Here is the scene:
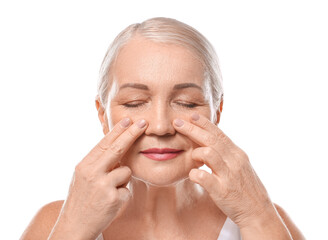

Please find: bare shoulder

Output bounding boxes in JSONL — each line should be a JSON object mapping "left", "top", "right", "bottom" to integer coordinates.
{"left": 273, "top": 202, "right": 306, "bottom": 240}
{"left": 20, "top": 200, "right": 65, "bottom": 240}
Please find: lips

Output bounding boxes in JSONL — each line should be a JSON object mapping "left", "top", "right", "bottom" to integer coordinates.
{"left": 140, "top": 148, "right": 183, "bottom": 153}
{"left": 140, "top": 148, "right": 184, "bottom": 161}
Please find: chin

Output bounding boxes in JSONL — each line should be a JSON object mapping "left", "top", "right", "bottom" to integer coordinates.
{"left": 126, "top": 161, "right": 193, "bottom": 187}
{"left": 131, "top": 172, "right": 190, "bottom": 187}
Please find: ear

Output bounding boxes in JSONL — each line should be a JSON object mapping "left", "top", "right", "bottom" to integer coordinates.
{"left": 215, "top": 99, "right": 224, "bottom": 125}
{"left": 95, "top": 95, "right": 109, "bottom": 134}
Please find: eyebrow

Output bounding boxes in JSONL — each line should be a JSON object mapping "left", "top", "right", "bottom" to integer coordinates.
{"left": 119, "top": 82, "right": 203, "bottom": 91}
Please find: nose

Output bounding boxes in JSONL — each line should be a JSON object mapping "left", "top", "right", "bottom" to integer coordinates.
{"left": 144, "top": 101, "right": 176, "bottom": 136}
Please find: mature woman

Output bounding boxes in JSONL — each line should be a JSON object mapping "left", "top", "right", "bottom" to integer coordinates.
{"left": 20, "top": 17, "right": 305, "bottom": 240}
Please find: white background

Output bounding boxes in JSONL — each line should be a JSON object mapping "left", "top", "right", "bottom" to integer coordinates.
{"left": 0, "top": 0, "right": 327, "bottom": 239}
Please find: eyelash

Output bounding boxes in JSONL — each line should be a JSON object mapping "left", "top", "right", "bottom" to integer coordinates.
{"left": 122, "top": 102, "right": 198, "bottom": 109}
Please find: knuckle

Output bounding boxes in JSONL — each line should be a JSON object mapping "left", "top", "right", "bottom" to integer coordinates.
{"left": 126, "top": 128, "right": 137, "bottom": 138}
{"left": 205, "top": 134, "right": 217, "bottom": 145}
{"left": 217, "top": 132, "right": 229, "bottom": 143}
{"left": 123, "top": 166, "right": 132, "bottom": 175}
{"left": 191, "top": 149, "right": 200, "bottom": 161}
{"left": 234, "top": 148, "right": 249, "bottom": 164}
{"left": 242, "top": 151, "right": 249, "bottom": 162}
{"left": 114, "top": 166, "right": 131, "bottom": 178}
{"left": 97, "top": 179, "right": 108, "bottom": 188}
{"left": 111, "top": 125, "right": 121, "bottom": 135}
{"left": 96, "top": 141, "right": 108, "bottom": 152}
{"left": 74, "top": 163, "right": 87, "bottom": 177}
{"left": 187, "top": 123, "right": 195, "bottom": 133}
{"left": 198, "top": 170, "right": 207, "bottom": 180}
{"left": 203, "top": 147, "right": 213, "bottom": 158}
{"left": 200, "top": 119, "right": 210, "bottom": 129}
{"left": 108, "top": 189, "right": 120, "bottom": 203}
{"left": 74, "top": 163, "right": 83, "bottom": 173}
{"left": 109, "top": 143, "right": 124, "bottom": 156}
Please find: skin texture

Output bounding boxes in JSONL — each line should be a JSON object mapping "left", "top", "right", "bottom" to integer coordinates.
{"left": 98, "top": 36, "right": 228, "bottom": 239}
{"left": 20, "top": 35, "right": 306, "bottom": 240}
{"left": 106, "top": 36, "right": 212, "bottom": 186}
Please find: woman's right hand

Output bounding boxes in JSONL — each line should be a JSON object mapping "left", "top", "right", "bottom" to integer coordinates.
{"left": 48, "top": 118, "right": 148, "bottom": 240}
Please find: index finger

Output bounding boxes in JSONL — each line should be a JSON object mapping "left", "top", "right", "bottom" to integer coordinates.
{"left": 189, "top": 113, "right": 234, "bottom": 148}
{"left": 172, "top": 115, "right": 234, "bottom": 149}
{"left": 95, "top": 119, "right": 148, "bottom": 172}
{"left": 85, "top": 117, "right": 132, "bottom": 162}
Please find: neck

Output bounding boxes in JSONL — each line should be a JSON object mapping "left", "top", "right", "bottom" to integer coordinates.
{"left": 122, "top": 175, "right": 216, "bottom": 225}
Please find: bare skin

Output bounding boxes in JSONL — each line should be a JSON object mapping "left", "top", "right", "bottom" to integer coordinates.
{"left": 20, "top": 35, "right": 306, "bottom": 240}
{"left": 98, "top": 36, "right": 228, "bottom": 239}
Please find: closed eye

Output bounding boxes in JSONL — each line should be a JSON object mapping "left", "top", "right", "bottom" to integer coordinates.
{"left": 176, "top": 102, "right": 198, "bottom": 108}
{"left": 122, "top": 102, "right": 198, "bottom": 109}
{"left": 122, "top": 102, "right": 145, "bottom": 108}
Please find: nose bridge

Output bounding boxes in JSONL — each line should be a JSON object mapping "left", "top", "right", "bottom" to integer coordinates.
{"left": 144, "top": 99, "right": 175, "bottom": 136}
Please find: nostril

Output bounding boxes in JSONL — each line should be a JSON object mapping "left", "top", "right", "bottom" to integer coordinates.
{"left": 144, "top": 121, "right": 176, "bottom": 136}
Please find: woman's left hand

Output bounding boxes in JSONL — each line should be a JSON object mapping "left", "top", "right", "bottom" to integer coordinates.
{"left": 173, "top": 113, "right": 275, "bottom": 229}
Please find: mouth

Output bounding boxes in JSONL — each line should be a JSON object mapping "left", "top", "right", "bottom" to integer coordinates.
{"left": 140, "top": 148, "right": 184, "bottom": 161}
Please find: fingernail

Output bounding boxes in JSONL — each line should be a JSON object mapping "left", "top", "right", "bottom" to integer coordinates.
{"left": 174, "top": 119, "right": 184, "bottom": 127}
{"left": 191, "top": 113, "right": 200, "bottom": 121}
{"left": 137, "top": 119, "right": 146, "bottom": 128}
{"left": 120, "top": 118, "right": 130, "bottom": 128}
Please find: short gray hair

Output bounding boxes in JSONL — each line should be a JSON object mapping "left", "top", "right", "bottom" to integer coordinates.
{"left": 97, "top": 17, "right": 224, "bottom": 123}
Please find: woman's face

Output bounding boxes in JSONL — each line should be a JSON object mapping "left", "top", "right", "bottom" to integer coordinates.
{"left": 101, "top": 36, "right": 219, "bottom": 186}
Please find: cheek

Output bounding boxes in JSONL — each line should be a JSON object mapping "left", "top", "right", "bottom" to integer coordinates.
{"left": 108, "top": 103, "right": 149, "bottom": 126}
{"left": 107, "top": 105, "right": 129, "bottom": 129}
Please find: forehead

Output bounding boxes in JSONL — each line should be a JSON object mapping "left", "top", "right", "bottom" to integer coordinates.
{"left": 112, "top": 36, "right": 205, "bottom": 88}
